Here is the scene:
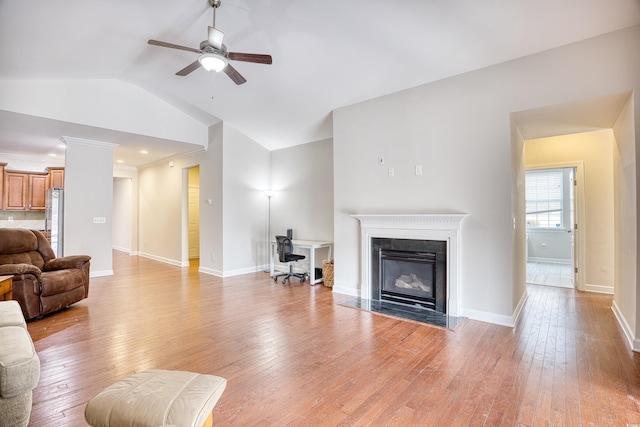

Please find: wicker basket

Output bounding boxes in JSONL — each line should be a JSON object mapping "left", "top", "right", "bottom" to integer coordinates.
{"left": 322, "top": 260, "right": 334, "bottom": 288}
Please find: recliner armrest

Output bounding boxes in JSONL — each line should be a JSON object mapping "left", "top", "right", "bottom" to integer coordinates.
{"left": 0, "top": 263, "right": 42, "bottom": 278}
{"left": 44, "top": 255, "right": 91, "bottom": 271}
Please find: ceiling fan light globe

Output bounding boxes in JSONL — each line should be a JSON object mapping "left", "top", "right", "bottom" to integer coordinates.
{"left": 198, "top": 53, "right": 228, "bottom": 72}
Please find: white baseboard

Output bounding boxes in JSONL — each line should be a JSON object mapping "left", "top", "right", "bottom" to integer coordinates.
{"left": 199, "top": 265, "right": 267, "bottom": 278}
{"left": 112, "top": 245, "right": 131, "bottom": 254}
{"left": 198, "top": 266, "right": 222, "bottom": 277}
{"left": 460, "top": 290, "right": 527, "bottom": 327}
{"left": 462, "top": 308, "right": 515, "bottom": 327}
{"left": 137, "top": 252, "right": 186, "bottom": 267}
{"left": 221, "top": 265, "right": 264, "bottom": 278}
{"left": 611, "top": 300, "right": 639, "bottom": 352}
{"left": 332, "top": 285, "right": 528, "bottom": 328}
{"left": 331, "top": 285, "right": 359, "bottom": 298}
{"left": 585, "top": 283, "right": 614, "bottom": 294}
{"left": 512, "top": 289, "right": 529, "bottom": 326}
{"left": 90, "top": 269, "right": 114, "bottom": 278}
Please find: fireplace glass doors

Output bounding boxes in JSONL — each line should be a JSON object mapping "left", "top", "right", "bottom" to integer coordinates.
{"left": 371, "top": 238, "right": 447, "bottom": 313}
{"left": 380, "top": 250, "right": 436, "bottom": 309}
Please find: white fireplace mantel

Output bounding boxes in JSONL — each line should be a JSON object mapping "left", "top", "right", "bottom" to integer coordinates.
{"left": 351, "top": 213, "right": 468, "bottom": 317}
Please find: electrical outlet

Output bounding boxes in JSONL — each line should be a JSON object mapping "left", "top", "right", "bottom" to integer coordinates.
{"left": 388, "top": 167, "right": 394, "bottom": 177}
{"left": 415, "top": 165, "right": 423, "bottom": 175}
{"left": 92, "top": 217, "right": 106, "bottom": 224}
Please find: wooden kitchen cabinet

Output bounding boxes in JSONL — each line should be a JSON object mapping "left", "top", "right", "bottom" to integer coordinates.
{"left": 4, "top": 172, "right": 27, "bottom": 210}
{"left": 3, "top": 170, "right": 48, "bottom": 210}
{"left": 0, "top": 163, "right": 5, "bottom": 206}
{"left": 29, "top": 173, "right": 48, "bottom": 210}
{"left": 46, "top": 167, "right": 64, "bottom": 189}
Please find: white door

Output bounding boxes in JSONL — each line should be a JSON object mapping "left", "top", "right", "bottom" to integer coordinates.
{"left": 525, "top": 167, "right": 577, "bottom": 288}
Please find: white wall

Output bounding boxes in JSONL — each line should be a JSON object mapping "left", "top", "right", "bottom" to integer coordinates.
{"left": 135, "top": 122, "right": 270, "bottom": 277}
{"left": 0, "top": 153, "right": 64, "bottom": 172}
{"left": 269, "top": 138, "right": 334, "bottom": 274}
{"left": 112, "top": 177, "right": 133, "bottom": 253}
{"left": 198, "top": 123, "right": 224, "bottom": 275}
{"left": 270, "top": 138, "right": 334, "bottom": 242}
{"left": 63, "top": 137, "right": 116, "bottom": 277}
{"left": 221, "top": 123, "right": 271, "bottom": 275}
{"left": 113, "top": 166, "right": 139, "bottom": 254}
{"left": 333, "top": 25, "right": 640, "bottom": 326}
{"left": 138, "top": 150, "right": 205, "bottom": 266}
{"left": 525, "top": 130, "right": 615, "bottom": 290}
{"left": 0, "top": 79, "right": 208, "bottom": 147}
{"left": 510, "top": 121, "right": 527, "bottom": 319}
{"left": 612, "top": 96, "right": 638, "bottom": 347}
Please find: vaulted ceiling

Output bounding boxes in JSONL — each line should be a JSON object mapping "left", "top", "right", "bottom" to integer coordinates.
{"left": 1, "top": 0, "right": 639, "bottom": 166}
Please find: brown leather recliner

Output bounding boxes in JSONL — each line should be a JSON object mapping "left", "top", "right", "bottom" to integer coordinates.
{"left": 0, "top": 228, "right": 91, "bottom": 320}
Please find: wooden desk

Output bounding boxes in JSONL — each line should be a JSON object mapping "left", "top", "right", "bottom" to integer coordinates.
{"left": 0, "top": 275, "right": 13, "bottom": 301}
{"left": 270, "top": 240, "right": 333, "bottom": 285}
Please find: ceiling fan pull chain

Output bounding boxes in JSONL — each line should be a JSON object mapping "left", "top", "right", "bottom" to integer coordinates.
{"left": 211, "top": 72, "right": 216, "bottom": 100}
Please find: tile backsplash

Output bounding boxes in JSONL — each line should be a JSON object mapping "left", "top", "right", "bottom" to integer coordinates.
{"left": 0, "top": 211, "right": 46, "bottom": 230}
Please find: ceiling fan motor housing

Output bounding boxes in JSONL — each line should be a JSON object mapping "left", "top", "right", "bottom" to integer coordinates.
{"left": 200, "top": 40, "right": 227, "bottom": 56}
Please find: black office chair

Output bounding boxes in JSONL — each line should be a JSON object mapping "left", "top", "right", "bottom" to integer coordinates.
{"left": 273, "top": 235, "right": 308, "bottom": 284}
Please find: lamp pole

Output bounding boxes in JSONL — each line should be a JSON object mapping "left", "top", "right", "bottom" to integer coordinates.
{"left": 264, "top": 190, "right": 275, "bottom": 273}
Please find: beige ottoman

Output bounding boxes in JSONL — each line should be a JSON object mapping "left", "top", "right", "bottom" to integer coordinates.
{"left": 85, "top": 370, "right": 227, "bottom": 427}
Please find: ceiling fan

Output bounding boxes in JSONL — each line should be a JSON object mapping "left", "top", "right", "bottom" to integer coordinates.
{"left": 148, "top": 0, "right": 272, "bottom": 85}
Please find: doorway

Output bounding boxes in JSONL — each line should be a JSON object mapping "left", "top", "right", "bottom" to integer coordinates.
{"left": 187, "top": 166, "right": 200, "bottom": 261}
{"left": 525, "top": 166, "right": 578, "bottom": 289}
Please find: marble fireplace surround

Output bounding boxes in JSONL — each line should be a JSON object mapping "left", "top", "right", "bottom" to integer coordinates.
{"left": 352, "top": 214, "right": 467, "bottom": 318}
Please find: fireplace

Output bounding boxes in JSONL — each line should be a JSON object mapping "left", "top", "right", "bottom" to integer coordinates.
{"left": 352, "top": 214, "right": 467, "bottom": 318}
{"left": 381, "top": 250, "right": 436, "bottom": 307}
{"left": 372, "top": 238, "right": 446, "bottom": 313}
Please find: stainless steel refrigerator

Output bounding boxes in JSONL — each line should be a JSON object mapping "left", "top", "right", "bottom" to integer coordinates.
{"left": 45, "top": 188, "right": 64, "bottom": 257}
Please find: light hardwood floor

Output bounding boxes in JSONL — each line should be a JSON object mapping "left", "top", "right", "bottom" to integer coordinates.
{"left": 25, "top": 251, "right": 640, "bottom": 426}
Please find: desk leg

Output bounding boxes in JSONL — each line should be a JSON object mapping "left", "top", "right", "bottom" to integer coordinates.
{"left": 270, "top": 242, "right": 275, "bottom": 277}
{"left": 309, "top": 248, "right": 316, "bottom": 284}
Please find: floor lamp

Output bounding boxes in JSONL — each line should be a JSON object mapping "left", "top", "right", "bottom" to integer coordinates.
{"left": 264, "top": 190, "right": 275, "bottom": 273}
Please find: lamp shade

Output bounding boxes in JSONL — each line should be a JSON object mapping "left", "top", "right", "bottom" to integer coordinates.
{"left": 198, "top": 53, "right": 228, "bottom": 72}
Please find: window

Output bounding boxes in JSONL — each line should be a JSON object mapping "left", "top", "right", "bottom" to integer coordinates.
{"left": 526, "top": 169, "right": 563, "bottom": 229}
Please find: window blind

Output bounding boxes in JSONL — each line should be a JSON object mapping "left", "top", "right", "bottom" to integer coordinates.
{"left": 525, "top": 169, "right": 563, "bottom": 228}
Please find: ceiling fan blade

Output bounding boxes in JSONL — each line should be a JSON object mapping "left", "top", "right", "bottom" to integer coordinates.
{"left": 228, "top": 52, "right": 272, "bottom": 64}
{"left": 208, "top": 26, "right": 224, "bottom": 50}
{"left": 148, "top": 39, "right": 201, "bottom": 54}
{"left": 223, "top": 64, "right": 247, "bottom": 85}
{"left": 176, "top": 60, "right": 202, "bottom": 76}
